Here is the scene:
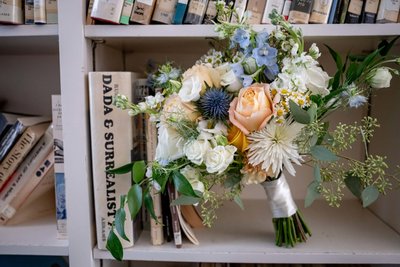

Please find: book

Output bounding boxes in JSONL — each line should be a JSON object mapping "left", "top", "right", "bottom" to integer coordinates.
{"left": 167, "top": 182, "right": 182, "bottom": 248}
{"left": 0, "top": 113, "right": 19, "bottom": 141}
{"left": 245, "top": 0, "right": 267, "bottom": 24}
{"left": 180, "top": 204, "right": 204, "bottom": 228}
{"left": 177, "top": 205, "right": 199, "bottom": 245}
{"left": 152, "top": 0, "right": 178, "bottom": 24}
{"left": 0, "top": 122, "right": 51, "bottom": 192}
{"left": 120, "top": 0, "right": 134, "bottom": 24}
{"left": 338, "top": 0, "right": 350, "bottom": 23}
{"left": 52, "top": 95, "right": 67, "bottom": 239}
{"left": 0, "top": 151, "right": 54, "bottom": 224}
{"left": 184, "top": 0, "right": 209, "bottom": 24}
{"left": 361, "top": 0, "right": 379, "bottom": 23}
{"left": 45, "top": 0, "right": 57, "bottom": 24}
{"left": 344, "top": 0, "right": 363, "bottom": 23}
{"left": 282, "top": 0, "right": 293, "bottom": 20}
{"left": 25, "top": 0, "right": 35, "bottom": 24}
{"left": 172, "top": 0, "right": 189, "bottom": 24}
{"left": 0, "top": 0, "right": 23, "bottom": 24}
{"left": 327, "top": 0, "right": 339, "bottom": 23}
{"left": 89, "top": 72, "right": 140, "bottom": 250}
{"left": 376, "top": 0, "right": 400, "bottom": 23}
{"left": 34, "top": 0, "right": 46, "bottom": 24}
{"left": 91, "top": 0, "right": 124, "bottom": 24}
{"left": 203, "top": 0, "right": 217, "bottom": 24}
{"left": 130, "top": 0, "right": 157, "bottom": 24}
{"left": 261, "top": 0, "right": 284, "bottom": 24}
{"left": 309, "top": 0, "right": 333, "bottom": 23}
{"left": 288, "top": 0, "right": 314, "bottom": 24}
{"left": 0, "top": 126, "right": 53, "bottom": 222}
{"left": 86, "top": 0, "right": 96, "bottom": 24}
{"left": 230, "top": 0, "right": 248, "bottom": 23}
{"left": 161, "top": 190, "right": 173, "bottom": 242}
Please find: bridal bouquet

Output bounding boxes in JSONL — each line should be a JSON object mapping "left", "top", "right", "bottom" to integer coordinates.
{"left": 106, "top": 9, "right": 400, "bottom": 260}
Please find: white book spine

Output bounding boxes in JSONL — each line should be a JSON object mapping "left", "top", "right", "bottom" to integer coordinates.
{"left": 89, "top": 72, "right": 136, "bottom": 250}
{"left": 33, "top": 0, "right": 46, "bottom": 23}
{"left": 230, "top": 0, "right": 247, "bottom": 23}
{"left": 25, "top": 0, "right": 35, "bottom": 24}
{"left": 282, "top": 0, "right": 292, "bottom": 20}
{"left": 52, "top": 94, "right": 67, "bottom": 239}
{"left": 0, "top": 0, "right": 23, "bottom": 24}
{"left": 45, "top": 0, "right": 57, "bottom": 24}
{"left": 91, "top": 0, "right": 124, "bottom": 24}
{"left": 261, "top": 0, "right": 284, "bottom": 24}
{"left": 376, "top": 0, "right": 400, "bottom": 23}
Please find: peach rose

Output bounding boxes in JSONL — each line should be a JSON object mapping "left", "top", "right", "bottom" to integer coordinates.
{"left": 228, "top": 83, "right": 274, "bottom": 135}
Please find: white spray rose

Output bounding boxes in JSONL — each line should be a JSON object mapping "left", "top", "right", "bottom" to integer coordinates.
{"left": 205, "top": 145, "right": 237, "bottom": 174}
{"left": 305, "top": 66, "right": 330, "bottom": 96}
{"left": 155, "top": 122, "right": 185, "bottom": 164}
{"left": 197, "top": 120, "right": 228, "bottom": 140}
{"left": 220, "top": 69, "right": 243, "bottom": 93}
{"left": 180, "top": 165, "right": 205, "bottom": 194}
{"left": 179, "top": 75, "right": 203, "bottom": 102}
{"left": 368, "top": 67, "right": 392, "bottom": 89}
{"left": 183, "top": 139, "right": 211, "bottom": 165}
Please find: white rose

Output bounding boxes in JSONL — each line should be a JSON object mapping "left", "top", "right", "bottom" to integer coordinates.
{"left": 368, "top": 67, "right": 392, "bottom": 89}
{"left": 305, "top": 66, "right": 330, "bottom": 96}
{"left": 180, "top": 166, "right": 205, "bottom": 194}
{"left": 205, "top": 145, "right": 237, "bottom": 174}
{"left": 197, "top": 120, "right": 228, "bottom": 140}
{"left": 215, "top": 63, "right": 231, "bottom": 76}
{"left": 220, "top": 69, "right": 243, "bottom": 93}
{"left": 183, "top": 139, "right": 211, "bottom": 165}
{"left": 179, "top": 75, "right": 203, "bottom": 102}
{"left": 155, "top": 122, "right": 185, "bottom": 164}
{"left": 162, "top": 94, "right": 199, "bottom": 122}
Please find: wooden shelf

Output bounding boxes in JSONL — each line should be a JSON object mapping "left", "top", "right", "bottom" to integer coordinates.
{"left": 94, "top": 199, "right": 400, "bottom": 264}
{"left": 0, "top": 213, "right": 68, "bottom": 256}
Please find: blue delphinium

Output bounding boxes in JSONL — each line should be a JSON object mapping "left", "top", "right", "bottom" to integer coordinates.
{"left": 264, "top": 63, "right": 279, "bottom": 81}
{"left": 252, "top": 43, "right": 277, "bottom": 67}
{"left": 231, "top": 28, "right": 251, "bottom": 50}
{"left": 199, "top": 89, "right": 232, "bottom": 121}
{"left": 256, "top": 30, "right": 269, "bottom": 47}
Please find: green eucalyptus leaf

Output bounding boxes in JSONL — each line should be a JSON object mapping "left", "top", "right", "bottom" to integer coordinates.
{"left": 310, "top": 145, "right": 338, "bottom": 162}
{"left": 127, "top": 184, "right": 142, "bottom": 219}
{"left": 305, "top": 181, "right": 320, "bottom": 208}
{"left": 144, "top": 190, "right": 158, "bottom": 221}
{"left": 316, "top": 122, "right": 330, "bottom": 145}
{"left": 171, "top": 195, "right": 201, "bottom": 206}
{"left": 344, "top": 174, "right": 362, "bottom": 199}
{"left": 307, "top": 103, "right": 317, "bottom": 123}
{"left": 132, "top": 160, "right": 146, "bottom": 184}
{"left": 289, "top": 100, "right": 311, "bottom": 124}
{"left": 362, "top": 185, "right": 379, "bottom": 208}
{"left": 115, "top": 208, "right": 130, "bottom": 242}
{"left": 234, "top": 195, "right": 244, "bottom": 210}
{"left": 106, "top": 228, "right": 123, "bottom": 261}
{"left": 106, "top": 162, "right": 134, "bottom": 174}
{"left": 224, "top": 173, "right": 242, "bottom": 188}
{"left": 172, "top": 171, "right": 198, "bottom": 197}
{"left": 314, "top": 164, "right": 322, "bottom": 182}
{"left": 119, "top": 195, "right": 126, "bottom": 209}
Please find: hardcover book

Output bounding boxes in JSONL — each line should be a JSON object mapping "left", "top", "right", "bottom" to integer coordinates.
{"left": 52, "top": 95, "right": 67, "bottom": 239}
{"left": 130, "top": 0, "right": 157, "bottom": 24}
{"left": 0, "top": 113, "right": 19, "bottom": 141}
{"left": 203, "top": 0, "right": 217, "bottom": 24}
{"left": 344, "top": 0, "right": 363, "bottom": 23}
{"left": 327, "top": 0, "right": 339, "bottom": 23}
{"left": 161, "top": 190, "right": 173, "bottom": 242}
{"left": 288, "top": 0, "right": 314, "bottom": 24}
{"left": 230, "top": 0, "right": 247, "bottom": 23}
{"left": 45, "top": 0, "right": 57, "bottom": 24}
{"left": 282, "top": 0, "right": 293, "bottom": 20}
{"left": 309, "top": 0, "right": 333, "bottom": 23}
{"left": 91, "top": 0, "right": 124, "bottom": 24}
{"left": 152, "top": 0, "right": 178, "bottom": 24}
{"left": 25, "top": 0, "right": 35, "bottom": 24}
{"left": 184, "top": 0, "right": 209, "bottom": 24}
{"left": 89, "top": 72, "right": 140, "bottom": 250}
{"left": 245, "top": 0, "right": 267, "bottom": 24}
{"left": 167, "top": 182, "right": 182, "bottom": 248}
{"left": 172, "top": 0, "right": 189, "bottom": 24}
{"left": 376, "top": 0, "right": 400, "bottom": 23}
{"left": 361, "top": 0, "right": 379, "bottom": 23}
{"left": 120, "top": 0, "right": 134, "bottom": 24}
{"left": 86, "top": 0, "right": 96, "bottom": 24}
{"left": 338, "top": 0, "right": 350, "bottom": 23}
{"left": 261, "top": 0, "right": 284, "bottom": 24}
{"left": 33, "top": 0, "right": 46, "bottom": 24}
{"left": 0, "top": 0, "right": 23, "bottom": 24}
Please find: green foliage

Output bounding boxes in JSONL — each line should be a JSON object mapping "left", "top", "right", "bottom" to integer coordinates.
{"left": 132, "top": 161, "right": 146, "bottom": 184}
{"left": 106, "top": 227, "right": 123, "bottom": 261}
{"left": 144, "top": 190, "right": 158, "bottom": 221}
{"left": 305, "top": 181, "right": 320, "bottom": 208}
{"left": 310, "top": 145, "right": 338, "bottom": 162}
{"left": 114, "top": 208, "right": 129, "bottom": 242}
{"left": 127, "top": 184, "right": 142, "bottom": 218}
{"left": 344, "top": 174, "right": 362, "bottom": 199}
{"left": 289, "top": 99, "right": 311, "bottom": 124}
{"left": 171, "top": 195, "right": 202, "bottom": 206}
{"left": 172, "top": 171, "right": 199, "bottom": 197}
{"left": 361, "top": 185, "right": 380, "bottom": 207}
{"left": 106, "top": 162, "right": 134, "bottom": 174}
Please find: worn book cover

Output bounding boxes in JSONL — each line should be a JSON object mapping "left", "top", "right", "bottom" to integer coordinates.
{"left": 344, "top": 0, "right": 363, "bottom": 23}
{"left": 91, "top": 0, "right": 124, "bottom": 24}
{"left": 130, "top": 0, "right": 157, "bottom": 24}
{"left": 25, "top": 0, "right": 35, "bottom": 24}
{"left": 282, "top": 0, "right": 293, "bottom": 20}
{"left": 33, "top": 0, "right": 46, "bottom": 24}
{"left": 288, "top": 0, "right": 314, "bottom": 24}
{"left": 309, "top": 0, "right": 333, "bottom": 23}
{"left": 184, "top": 0, "right": 209, "bottom": 24}
{"left": 86, "top": 0, "right": 96, "bottom": 24}
{"left": 0, "top": 113, "right": 19, "bottom": 141}
{"left": 261, "top": 0, "right": 284, "bottom": 24}
{"left": 167, "top": 182, "right": 182, "bottom": 248}
{"left": 120, "top": 0, "right": 134, "bottom": 24}
{"left": 203, "top": 0, "right": 217, "bottom": 24}
{"left": 376, "top": 0, "right": 400, "bottom": 23}
{"left": 172, "top": 0, "right": 189, "bottom": 24}
{"left": 327, "top": 0, "right": 339, "bottom": 23}
{"left": 46, "top": 0, "right": 57, "bottom": 24}
{"left": 0, "top": 0, "right": 23, "bottom": 24}
{"left": 152, "top": 0, "right": 177, "bottom": 23}
{"left": 245, "top": 0, "right": 267, "bottom": 24}
{"left": 361, "top": 0, "right": 379, "bottom": 23}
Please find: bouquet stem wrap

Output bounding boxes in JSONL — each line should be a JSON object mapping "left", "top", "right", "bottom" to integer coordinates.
{"left": 261, "top": 174, "right": 311, "bottom": 247}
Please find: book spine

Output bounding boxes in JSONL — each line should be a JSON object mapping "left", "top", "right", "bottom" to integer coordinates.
{"left": 339, "top": 0, "right": 350, "bottom": 23}
{"left": 86, "top": 0, "right": 96, "bottom": 24}
{"left": 161, "top": 190, "right": 173, "bottom": 242}
{"left": 288, "top": 0, "right": 314, "bottom": 24}
{"left": 282, "top": 0, "right": 293, "bottom": 20}
{"left": 0, "top": 151, "right": 54, "bottom": 223}
{"left": 309, "top": 0, "right": 333, "bottom": 23}
{"left": 327, "top": 0, "right": 339, "bottom": 23}
{"left": 245, "top": 0, "right": 267, "bottom": 24}
{"left": 45, "top": 0, "right": 57, "bottom": 24}
{"left": 91, "top": 0, "right": 124, "bottom": 24}
{"left": 167, "top": 182, "right": 182, "bottom": 248}
{"left": 184, "top": 0, "right": 209, "bottom": 24}
{"left": 130, "top": 0, "right": 157, "bottom": 24}
{"left": 0, "top": 0, "right": 23, "bottom": 24}
{"left": 89, "top": 72, "right": 135, "bottom": 250}
{"left": 34, "top": 0, "right": 47, "bottom": 24}
{"left": 230, "top": 0, "right": 248, "bottom": 23}
{"left": 52, "top": 95, "right": 67, "bottom": 239}
{"left": 376, "top": 0, "right": 400, "bottom": 23}
{"left": 203, "top": 0, "right": 217, "bottom": 24}
{"left": 120, "top": 0, "right": 134, "bottom": 24}
{"left": 0, "top": 128, "right": 53, "bottom": 217}
{"left": 0, "top": 122, "right": 23, "bottom": 163}
{"left": 361, "top": 0, "right": 379, "bottom": 23}
{"left": 261, "top": 0, "right": 284, "bottom": 24}
{"left": 25, "top": 0, "right": 35, "bottom": 24}
{"left": 152, "top": 0, "right": 178, "bottom": 24}
{"left": 172, "top": 0, "right": 189, "bottom": 24}
{"left": 344, "top": 0, "right": 363, "bottom": 23}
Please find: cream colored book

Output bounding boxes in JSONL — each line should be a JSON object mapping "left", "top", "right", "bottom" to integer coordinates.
{"left": 130, "top": 0, "right": 157, "bottom": 24}
{"left": 261, "top": 0, "right": 284, "bottom": 24}
{"left": 152, "top": 0, "right": 178, "bottom": 24}
{"left": 33, "top": 0, "right": 46, "bottom": 24}
{"left": 177, "top": 205, "right": 199, "bottom": 245}
{"left": 245, "top": 0, "right": 267, "bottom": 24}
{"left": 0, "top": 0, "right": 23, "bottom": 24}
{"left": 230, "top": 0, "right": 247, "bottom": 23}
{"left": 309, "top": 0, "right": 333, "bottom": 24}
{"left": 376, "top": 0, "right": 400, "bottom": 23}
{"left": 45, "top": 0, "right": 57, "bottom": 24}
{"left": 25, "top": 0, "right": 34, "bottom": 24}
{"left": 91, "top": 0, "right": 124, "bottom": 24}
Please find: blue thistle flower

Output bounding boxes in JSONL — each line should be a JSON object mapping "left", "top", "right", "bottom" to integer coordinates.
{"left": 199, "top": 89, "right": 232, "bottom": 121}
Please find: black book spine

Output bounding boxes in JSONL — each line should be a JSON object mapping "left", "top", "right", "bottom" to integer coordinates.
{"left": 161, "top": 189, "right": 173, "bottom": 242}
{"left": 333, "top": 0, "right": 343, "bottom": 23}
{"left": 344, "top": 0, "right": 363, "bottom": 23}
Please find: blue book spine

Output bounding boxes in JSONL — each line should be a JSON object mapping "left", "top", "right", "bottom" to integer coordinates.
{"left": 328, "top": 0, "right": 339, "bottom": 23}
{"left": 172, "top": 0, "right": 189, "bottom": 24}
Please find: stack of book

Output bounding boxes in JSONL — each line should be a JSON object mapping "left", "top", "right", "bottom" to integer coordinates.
{"left": 0, "top": 0, "right": 58, "bottom": 25}
{"left": 87, "top": 0, "right": 400, "bottom": 25}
